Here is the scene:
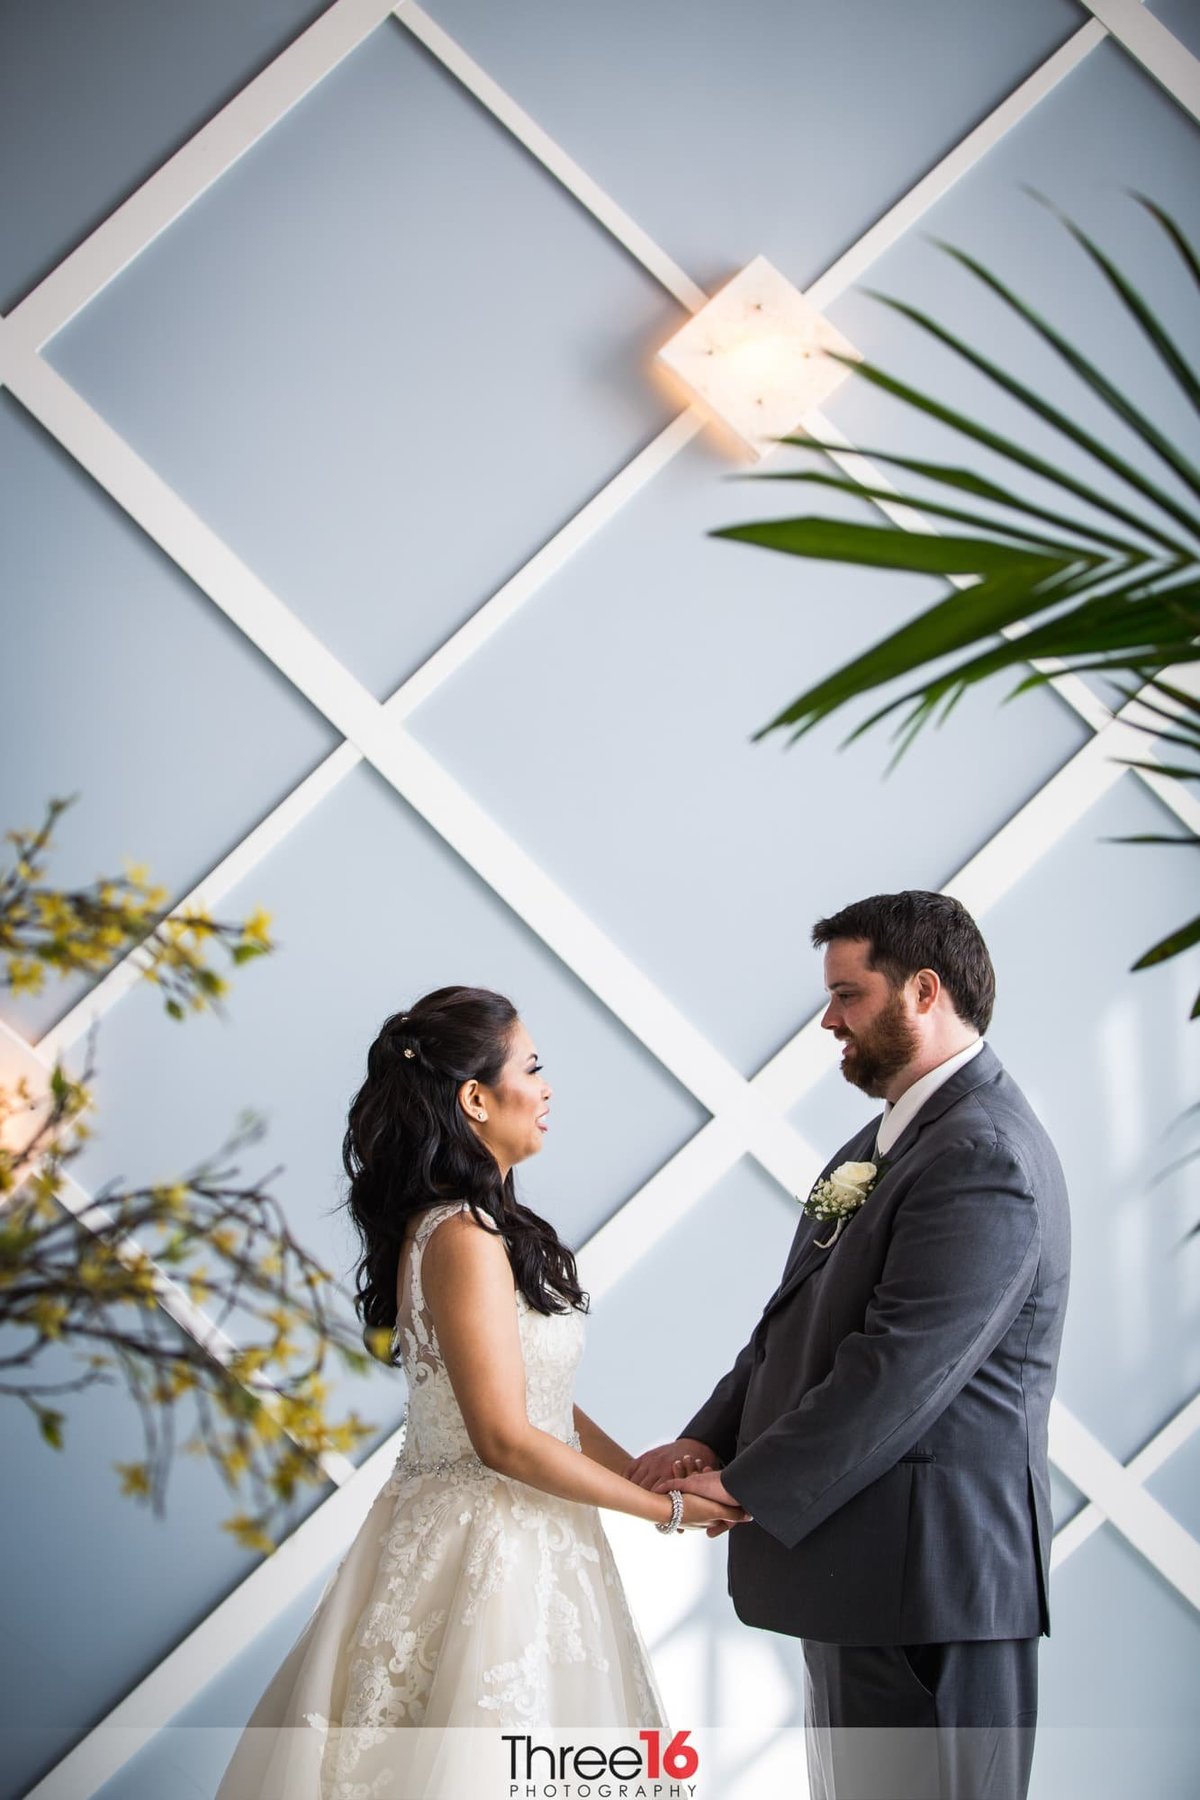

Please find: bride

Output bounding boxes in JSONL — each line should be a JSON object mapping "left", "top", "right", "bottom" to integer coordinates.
{"left": 216, "top": 985, "right": 743, "bottom": 1798}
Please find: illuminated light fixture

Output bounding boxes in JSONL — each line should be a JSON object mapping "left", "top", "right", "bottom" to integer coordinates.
{"left": 656, "top": 255, "right": 861, "bottom": 459}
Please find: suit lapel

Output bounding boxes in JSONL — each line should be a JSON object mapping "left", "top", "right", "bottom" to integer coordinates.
{"left": 757, "top": 1045, "right": 1003, "bottom": 1324}
{"left": 763, "top": 1116, "right": 881, "bottom": 1319}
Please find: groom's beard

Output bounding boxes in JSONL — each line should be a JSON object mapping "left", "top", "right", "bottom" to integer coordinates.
{"left": 837, "top": 989, "right": 920, "bottom": 1097}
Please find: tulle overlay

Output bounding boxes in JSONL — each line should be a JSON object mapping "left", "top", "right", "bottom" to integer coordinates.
{"left": 216, "top": 1203, "right": 665, "bottom": 1799}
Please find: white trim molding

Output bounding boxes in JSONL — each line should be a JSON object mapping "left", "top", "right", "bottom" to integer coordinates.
{"left": 1077, "top": 0, "right": 1200, "bottom": 122}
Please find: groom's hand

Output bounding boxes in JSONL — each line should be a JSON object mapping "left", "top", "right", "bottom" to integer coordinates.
{"left": 625, "top": 1437, "right": 719, "bottom": 1490}
{"left": 654, "top": 1468, "right": 736, "bottom": 1507}
{"left": 655, "top": 1468, "right": 750, "bottom": 1535}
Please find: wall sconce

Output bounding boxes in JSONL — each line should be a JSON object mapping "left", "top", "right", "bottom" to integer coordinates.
{"left": 657, "top": 255, "right": 860, "bottom": 459}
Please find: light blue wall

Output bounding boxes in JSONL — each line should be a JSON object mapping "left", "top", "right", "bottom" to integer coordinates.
{"left": 45, "top": 22, "right": 681, "bottom": 702}
{"left": 0, "top": 393, "right": 338, "bottom": 1043}
{"left": 3, "top": 3, "right": 1198, "bottom": 1798}
{"left": 0, "top": 0, "right": 332, "bottom": 311}
{"left": 423, "top": 0, "right": 1084, "bottom": 293}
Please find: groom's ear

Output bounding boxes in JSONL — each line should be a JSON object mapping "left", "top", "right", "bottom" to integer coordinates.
{"left": 912, "top": 968, "right": 941, "bottom": 1013}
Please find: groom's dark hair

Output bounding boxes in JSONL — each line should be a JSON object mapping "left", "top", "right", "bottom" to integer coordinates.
{"left": 812, "top": 891, "right": 996, "bottom": 1033}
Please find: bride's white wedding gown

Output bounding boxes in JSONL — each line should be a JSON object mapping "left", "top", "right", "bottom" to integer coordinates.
{"left": 215, "top": 1201, "right": 666, "bottom": 1799}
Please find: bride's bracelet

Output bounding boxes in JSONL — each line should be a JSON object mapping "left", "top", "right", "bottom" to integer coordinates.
{"left": 656, "top": 1488, "right": 684, "bottom": 1533}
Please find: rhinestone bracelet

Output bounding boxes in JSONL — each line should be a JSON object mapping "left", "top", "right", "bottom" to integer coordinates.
{"left": 656, "top": 1488, "right": 684, "bottom": 1533}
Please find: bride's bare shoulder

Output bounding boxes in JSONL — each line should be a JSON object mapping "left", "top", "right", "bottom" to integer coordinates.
{"left": 421, "top": 1203, "right": 506, "bottom": 1262}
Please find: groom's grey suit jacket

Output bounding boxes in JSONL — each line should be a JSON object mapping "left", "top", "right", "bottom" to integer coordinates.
{"left": 682, "top": 1044, "right": 1070, "bottom": 1646}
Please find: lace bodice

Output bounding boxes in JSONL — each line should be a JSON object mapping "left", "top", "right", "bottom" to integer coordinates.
{"left": 391, "top": 1201, "right": 584, "bottom": 1472}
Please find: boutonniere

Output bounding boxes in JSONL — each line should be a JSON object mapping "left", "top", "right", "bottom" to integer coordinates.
{"left": 800, "top": 1159, "right": 888, "bottom": 1248}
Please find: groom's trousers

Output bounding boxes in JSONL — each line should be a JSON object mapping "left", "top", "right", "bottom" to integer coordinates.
{"left": 801, "top": 1637, "right": 1038, "bottom": 1800}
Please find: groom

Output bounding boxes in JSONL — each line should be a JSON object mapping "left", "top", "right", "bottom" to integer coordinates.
{"left": 629, "top": 892, "right": 1070, "bottom": 1800}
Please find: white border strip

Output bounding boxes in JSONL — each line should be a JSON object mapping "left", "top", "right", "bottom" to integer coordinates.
{"left": 1050, "top": 1399, "right": 1200, "bottom": 1604}
{"left": 1078, "top": 0, "right": 1200, "bottom": 122}
{"left": 1053, "top": 1393, "right": 1200, "bottom": 1565}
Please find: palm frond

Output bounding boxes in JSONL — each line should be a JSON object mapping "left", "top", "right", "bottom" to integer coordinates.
{"left": 1131, "top": 914, "right": 1200, "bottom": 970}
{"left": 765, "top": 441, "right": 1160, "bottom": 560}
{"left": 740, "top": 468, "right": 1146, "bottom": 563}
{"left": 924, "top": 239, "right": 1200, "bottom": 505}
{"left": 753, "top": 561, "right": 1191, "bottom": 744}
{"left": 1023, "top": 188, "right": 1200, "bottom": 417}
{"left": 809, "top": 352, "right": 1192, "bottom": 557}
{"left": 1136, "top": 193, "right": 1200, "bottom": 294}
{"left": 746, "top": 558, "right": 1091, "bottom": 742}
{"left": 1113, "top": 761, "right": 1200, "bottom": 782}
{"left": 857, "top": 287, "right": 1200, "bottom": 542}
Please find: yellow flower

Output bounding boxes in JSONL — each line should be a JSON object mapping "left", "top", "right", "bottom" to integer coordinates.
{"left": 26, "top": 1296, "right": 70, "bottom": 1337}
{"left": 114, "top": 1460, "right": 152, "bottom": 1497}
{"left": 8, "top": 959, "right": 46, "bottom": 995}
{"left": 222, "top": 1514, "right": 276, "bottom": 1556}
{"left": 242, "top": 908, "right": 273, "bottom": 946}
{"left": 151, "top": 1182, "right": 188, "bottom": 1216}
{"left": 220, "top": 1444, "right": 251, "bottom": 1479}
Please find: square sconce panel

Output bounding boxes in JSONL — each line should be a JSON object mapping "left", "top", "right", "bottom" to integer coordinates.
{"left": 658, "top": 256, "right": 860, "bottom": 457}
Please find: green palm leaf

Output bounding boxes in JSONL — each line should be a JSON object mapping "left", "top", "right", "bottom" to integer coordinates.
{"left": 718, "top": 195, "right": 1200, "bottom": 1050}
{"left": 1136, "top": 193, "right": 1200, "bottom": 296}
{"left": 746, "top": 561, "right": 1082, "bottom": 741}
{"left": 1023, "top": 189, "right": 1200, "bottom": 417}
{"left": 1132, "top": 912, "right": 1200, "bottom": 975}
{"left": 921, "top": 240, "right": 1200, "bottom": 505}
{"left": 742, "top": 468, "right": 1149, "bottom": 563}
{"left": 807, "top": 352, "right": 1193, "bottom": 557}
{"left": 714, "top": 518, "right": 1081, "bottom": 577}
{"left": 768, "top": 442, "right": 1161, "bottom": 560}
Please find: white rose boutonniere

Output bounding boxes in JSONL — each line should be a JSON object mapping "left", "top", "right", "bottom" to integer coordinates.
{"left": 801, "top": 1159, "right": 887, "bottom": 1248}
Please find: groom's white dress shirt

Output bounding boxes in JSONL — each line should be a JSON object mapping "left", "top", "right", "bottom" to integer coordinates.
{"left": 874, "top": 1037, "right": 986, "bottom": 1159}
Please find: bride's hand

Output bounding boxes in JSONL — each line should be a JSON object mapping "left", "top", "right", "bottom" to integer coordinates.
{"left": 678, "top": 1491, "right": 749, "bottom": 1531}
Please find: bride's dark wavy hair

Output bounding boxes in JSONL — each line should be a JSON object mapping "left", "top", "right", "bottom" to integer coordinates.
{"left": 342, "top": 985, "right": 587, "bottom": 1359}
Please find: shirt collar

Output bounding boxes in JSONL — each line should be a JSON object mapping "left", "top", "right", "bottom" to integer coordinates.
{"left": 876, "top": 1038, "right": 986, "bottom": 1158}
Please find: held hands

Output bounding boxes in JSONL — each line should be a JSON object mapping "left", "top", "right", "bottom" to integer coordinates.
{"left": 625, "top": 1440, "right": 749, "bottom": 1536}
{"left": 625, "top": 1437, "right": 719, "bottom": 1491}
{"left": 676, "top": 1485, "right": 749, "bottom": 1533}
{"left": 655, "top": 1461, "right": 749, "bottom": 1537}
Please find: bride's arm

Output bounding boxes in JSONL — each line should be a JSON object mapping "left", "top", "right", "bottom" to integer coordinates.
{"left": 572, "top": 1405, "right": 632, "bottom": 1476}
{"left": 422, "top": 1212, "right": 741, "bottom": 1531}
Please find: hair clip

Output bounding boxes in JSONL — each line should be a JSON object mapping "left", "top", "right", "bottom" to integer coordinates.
{"left": 403, "top": 1047, "right": 415, "bottom": 1059}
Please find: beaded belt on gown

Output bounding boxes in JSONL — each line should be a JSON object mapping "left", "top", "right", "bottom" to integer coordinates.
{"left": 394, "top": 1426, "right": 582, "bottom": 1480}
